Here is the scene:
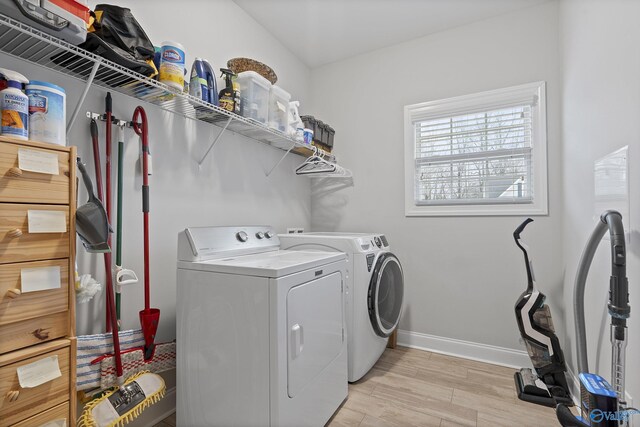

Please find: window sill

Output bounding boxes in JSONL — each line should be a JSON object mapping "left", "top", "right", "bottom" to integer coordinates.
{"left": 405, "top": 202, "right": 548, "bottom": 217}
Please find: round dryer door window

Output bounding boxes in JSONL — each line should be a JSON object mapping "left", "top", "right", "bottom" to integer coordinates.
{"left": 367, "top": 252, "right": 404, "bottom": 337}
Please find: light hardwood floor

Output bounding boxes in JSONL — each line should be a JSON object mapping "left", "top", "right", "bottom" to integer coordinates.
{"left": 155, "top": 347, "right": 559, "bottom": 426}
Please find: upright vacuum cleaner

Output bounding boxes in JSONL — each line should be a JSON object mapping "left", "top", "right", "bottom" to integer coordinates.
{"left": 513, "top": 212, "right": 632, "bottom": 427}
{"left": 513, "top": 218, "right": 573, "bottom": 407}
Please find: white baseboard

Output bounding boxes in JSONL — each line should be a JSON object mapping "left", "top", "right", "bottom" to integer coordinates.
{"left": 396, "top": 329, "right": 530, "bottom": 368}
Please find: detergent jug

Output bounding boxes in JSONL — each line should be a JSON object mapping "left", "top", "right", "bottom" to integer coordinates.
{"left": 189, "top": 58, "right": 218, "bottom": 106}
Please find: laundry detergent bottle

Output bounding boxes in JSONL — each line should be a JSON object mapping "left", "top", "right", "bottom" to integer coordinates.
{"left": 189, "top": 58, "right": 218, "bottom": 106}
{"left": 0, "top": 68, "right": 29, "bottom": 140}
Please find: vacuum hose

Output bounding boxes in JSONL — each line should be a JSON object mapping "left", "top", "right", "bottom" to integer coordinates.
{"left": 574, "top": 210, "right": 629, "bottom": 393}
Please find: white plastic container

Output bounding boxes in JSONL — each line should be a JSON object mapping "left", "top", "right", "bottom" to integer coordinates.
{"left": 27, "top": 81, "right": 66, "bottom": 146}
{"left": 159, "top": 41, "right": 186, "bottom": 91}
{"left": 237, "top": 71, "right": 271, "bottom": 124}
{"left": 268, "top": 85, "right": 291, "bottom": 132}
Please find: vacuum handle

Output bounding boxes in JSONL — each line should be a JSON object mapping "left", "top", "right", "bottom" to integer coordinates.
{"left": 514, "top": 218, "right": 534, "bottom": 240}
{"left": 556, "top": 404, "right": 590, "bottom": 427}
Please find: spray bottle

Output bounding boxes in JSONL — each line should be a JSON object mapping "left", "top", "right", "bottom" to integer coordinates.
{"left": 288, "top": 101, "right": 304, "bottom": 141}
{"left": 218, "top": 68, "right": 241, "bottom": 114}
{"left": 0, "top": 68, "right": 29, "bottom": 140}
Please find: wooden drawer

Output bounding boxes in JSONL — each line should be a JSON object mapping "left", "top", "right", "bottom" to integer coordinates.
{"left": 0, "top": 204, "right": 69, "bottom": 264}
{"left": 0, "top": 259, "right": 69, "bottom": 325}
{"left": 11, "top": 400, "right": 69, "bottom": 426}
{"left": 0, "top": 341, "right": 70, "bottom": 426}
{"left": 0, "top": 311, "right": 69, "bottom": 355}
{"left": 0, "top": 142, "right": 70, "bottom": 205}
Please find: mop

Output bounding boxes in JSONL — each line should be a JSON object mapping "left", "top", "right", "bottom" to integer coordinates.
{"left": 78, "top": 260, "right": 165, "bottom": 426}
{"left": 79, "top": 105, "right": 165, "bottom": 426}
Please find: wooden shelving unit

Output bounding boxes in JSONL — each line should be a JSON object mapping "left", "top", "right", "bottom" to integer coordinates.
{"left": 0, "top": 136, "right": 77, "bottom": 426}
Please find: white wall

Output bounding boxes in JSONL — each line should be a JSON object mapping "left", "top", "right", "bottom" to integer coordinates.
{"left": 559, "top": 0, "right": 640, "bottom": 404}
{"left": 308, "top": 1, "right": 562, "bottom": 352}
{"left": 1, "top": 0, "right": 312, "bottom": 341}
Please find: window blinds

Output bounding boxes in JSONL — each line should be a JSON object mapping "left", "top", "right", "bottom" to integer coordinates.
{"left": 414, "top": 105, "right": 533, "bottom": 205}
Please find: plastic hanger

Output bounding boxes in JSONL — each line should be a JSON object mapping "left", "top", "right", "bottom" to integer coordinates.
{"left": 296, "top": 146, "right": 337, "bottom": 175}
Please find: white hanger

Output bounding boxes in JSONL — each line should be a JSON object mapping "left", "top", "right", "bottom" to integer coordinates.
{"left": 295, "top": 146, "right": 352, "bottom": 178}
{"left": 296, "top": 146, "right": 337, "bottom": 175}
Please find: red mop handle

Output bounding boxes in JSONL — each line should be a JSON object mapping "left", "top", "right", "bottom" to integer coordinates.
{"left": 91, "top": 118, "right": 114, "bottom": 332}
{"left": 105, "top": 94, "right": 114, "bottom": 332}
{"left": 89, "top": 120, "right": 103, "bottom": 200}
{"left": 132, "top": 106, "right": 150, "bottom": 312}
{"left": 105, "top": 93, "right": 112, "bottom": 224}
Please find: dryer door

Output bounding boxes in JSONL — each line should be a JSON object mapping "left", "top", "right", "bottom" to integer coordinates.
{"left": 368, "top": 253, "right": 404, "bottom": 337}
{"left": 287, "top": 271, "right": 343, "bottom": 398}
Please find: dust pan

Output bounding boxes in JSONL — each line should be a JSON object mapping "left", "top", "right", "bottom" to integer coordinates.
{"left": 76, "top": 158, "right": 111, "bottom": 253}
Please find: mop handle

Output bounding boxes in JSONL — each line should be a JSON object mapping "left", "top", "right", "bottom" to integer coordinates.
{"left": 105, "top": 93, "right": 112, "bottom": 224}
{"left": 91, "top": 118, "right": 113, "bottom": 332}
{"left": 106, "top": 258, "right": 123, "bottom": 378}
{"left": 132, "top": 106, "right": 150, "bottom": 312}
{"left": 116, "top": 125, "right": 124, "bottom": 267}
{"left": 90, "top": 120, "right": 103, "bottom": 201}
{"left": 105, "top": 93, "right": 115, "bottom": 332}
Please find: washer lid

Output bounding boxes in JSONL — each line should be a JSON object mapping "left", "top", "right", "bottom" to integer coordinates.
{"left": 177, "top": 249, "right": 345, "bottom": 278}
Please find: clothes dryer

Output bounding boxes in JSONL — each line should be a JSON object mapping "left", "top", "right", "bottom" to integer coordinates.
{"left": 177, "top": 226, "right": 348, "bottom": 426}
{"left": 278, "top": 232, "right": 404, "bottom": 382}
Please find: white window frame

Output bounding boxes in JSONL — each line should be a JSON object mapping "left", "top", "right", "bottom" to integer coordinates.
{"left": 404, "top": 81, "right": 548, "bottom": 217}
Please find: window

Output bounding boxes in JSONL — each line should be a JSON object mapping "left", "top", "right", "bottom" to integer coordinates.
{"left": 404, "top": 82, "right": 548, "bottom": 216}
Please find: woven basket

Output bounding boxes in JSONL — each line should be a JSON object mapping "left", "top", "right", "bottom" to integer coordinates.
{"left": 227, "top": 57, "right": 277, "bottom": 84}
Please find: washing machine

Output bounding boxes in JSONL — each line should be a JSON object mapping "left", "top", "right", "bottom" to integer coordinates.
{"left": 278, "top": 232, "right": 404, "bottom": 382}
{"left": 177, "top": 226, "right": 348, "bottom": 427}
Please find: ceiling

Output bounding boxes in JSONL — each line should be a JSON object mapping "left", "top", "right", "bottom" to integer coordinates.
{"left": 233, "top": 0, "right": 549, "bottom": 68}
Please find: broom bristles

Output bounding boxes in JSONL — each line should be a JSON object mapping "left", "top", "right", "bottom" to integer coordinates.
{"left": 78, "top": 371, "right": 166, "bottom": 427}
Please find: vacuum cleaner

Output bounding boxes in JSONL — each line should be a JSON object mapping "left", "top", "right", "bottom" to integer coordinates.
{"left": 513, "top": 218, "right": 573, "bottom": 407}
{"left": 513, "top": 212, "right": 632, "bottom": 427}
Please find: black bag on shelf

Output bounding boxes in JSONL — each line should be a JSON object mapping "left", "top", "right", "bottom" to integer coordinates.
{"left": 79, "top": 4, "right": 157, "bottom": 77}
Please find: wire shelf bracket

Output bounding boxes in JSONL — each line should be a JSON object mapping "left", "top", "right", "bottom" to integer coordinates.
{"left": 198, "top": 117, "right": 232, "bottom": 166}
{"left": 66, "top": 59, "right": 100, "bottom": 135}
{"left": 265, "top": 143, "right": 296, "bottom": 177}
